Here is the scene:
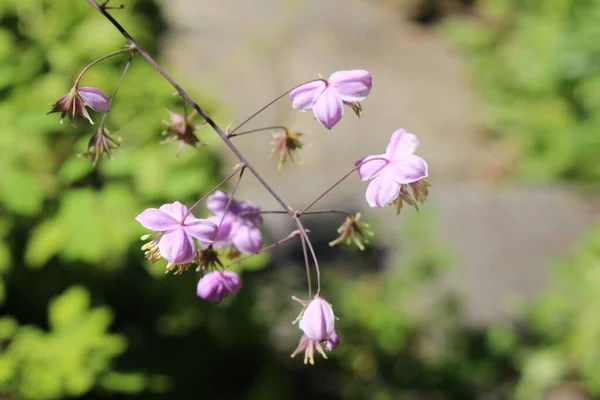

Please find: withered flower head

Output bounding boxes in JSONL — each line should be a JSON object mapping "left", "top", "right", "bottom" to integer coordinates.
{"left": 328, "top": 212, "right": 374, "bottom": 251}
{"left": 48, "top": 86, "right": 109, "bottom": 125}
{"left": 161, "top": 109, "right": 204, "bottom": 153}
{"left": 393, "top": 178, "right": 431, "bottom": 215}
{"left": 270, "top": 128, "right": 304, "bottom": 170}
{"left": 79, "top": 127, "right": 121, "bottom": 166}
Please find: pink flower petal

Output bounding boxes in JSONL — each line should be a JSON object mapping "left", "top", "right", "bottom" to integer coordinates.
{"left": 183, "top": 217, "right": 218, "bottom": 244}
{"left": 290, "top": 80, "right": 326, "bottom": 111}
{"left": 158, "top": 228, "right": 195, "bottom": 264}
{"left": 159, "top": 201, "right": 187, "bottom": 221}
{"left": 388, "top": 155, "right": 428, "bottom": 184}
{"left": 365, "top": 172, "right": 401, "bottom": 208}
{"left": 329, "top": 70, "right": 372, "bottom": 103}
{"left": 299, "top": 296, "right": 335, "bottom": 342}
{"left": 385, "top": 129, "right": 419, "bottom": 159}
{"left": 78, "top": 87, "right": 109, "bottom": 113}
{"left": 206, "top": 215, "right": 234, "bottom": 249}
{"left": 355, "top": 154, "right": 388, "bottom": 181}
{"left": 231, "top": 224, "right": 262, "bottom": 254}
{"left": 135, "top": 208, "right": 179, "bottom": 231}
{"left": 206, "top": 191, "right": 230, "bottom": 215}
{"left": 312, "top": 86, "right": 343, "bottom": 129}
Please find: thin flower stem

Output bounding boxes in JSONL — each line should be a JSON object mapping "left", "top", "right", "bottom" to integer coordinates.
{"left": 214, "top": 167, "right": 245, "bottom": 239}
{"left": 74, "top": 46, "right": 133, "bottom": 87}
{"left": 227, "top": 125, "right": 288, "bottom": 139}
{"left": 86, "top": 0, "right": 294, "bottom": 218}
{"left": 225, "top": 230, "right": 301, "bottom": 269}
{"left": 227, "top": 80, "right": 321, "bottom": 136}
{"left": 99, "top": 51, "right": 134, "bottom": 129}
{"left": 184, "top": 165, "right": 245, "bottom": 219}
{"left": 297, "top": 223, "right": 312, "bottom": 299}
{"left": 298, "top": 156, "right": 388, "bottom": 216}
{"left": 295, "top": 219, "right": 321, "bottom": 296}
{"left": 243, "top": 209, "right": 354, "bottom": 218}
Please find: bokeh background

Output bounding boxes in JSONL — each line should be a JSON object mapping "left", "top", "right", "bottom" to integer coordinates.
{"left": 1, "top": 0, "right": 600, "bottom": 398}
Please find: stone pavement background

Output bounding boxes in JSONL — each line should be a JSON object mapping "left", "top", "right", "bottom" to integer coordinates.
{"left": 160, "top": 0, "right": 597, "bottom": 325}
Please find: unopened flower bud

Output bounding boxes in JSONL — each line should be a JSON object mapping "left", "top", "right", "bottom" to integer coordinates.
{"left": 196, "top": 271, "right": 242, "bottom": 304}
{"left": 48, "top": 86, "right": 109, "bottom": 124}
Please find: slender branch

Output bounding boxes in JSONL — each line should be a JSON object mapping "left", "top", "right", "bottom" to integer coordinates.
{"left": 184, "top": 165, "right": 245, "bottom": 218}
{"left": 228, "top": 125, "right": 288, "bottom": 139}
{"left": 227, "top": 81, "right": 321, "bottom": 136}
{"left": 99, "top": 51, "right": 134, "bottom": 129}
{"left": 295, "top": 219, "right": 321, "bottom": 296}
{"left": 242, "top": 209, "right": 354, "bottom": 218}
{"left": 297, "top": 223, "right": 312, "bottom": 299}
{"left": 86, "top": 0, "right": 293, "bottom": 217}
{"left": 74, "top": 46, "right": 133, "bottom": 87}
{"left": 225, "top": 230, "right": 301, "bottom": 269}
{"left": 214, "top": 167, "right": 245, "bottom": 238}
{"left": 298, "top": 157, "right": 388, "bottom": 215}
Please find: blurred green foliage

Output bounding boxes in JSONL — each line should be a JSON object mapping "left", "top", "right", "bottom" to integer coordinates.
{"left": 447, "top": 0, "right": 600, "bottom": 181}
{"left": 0, "top": 0, "right": 224, "bottom": 398}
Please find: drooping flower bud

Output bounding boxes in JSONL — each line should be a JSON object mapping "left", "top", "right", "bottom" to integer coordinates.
{"left": 328, "top": 212, "right": 373, "bottom": 251}
{"left": 48, "top": 86, "right": 109, "bottom": 124}
{"left": 298, "top": 295, "right": 335, "bottom": 342}
{"left": 196, "top": 271, "right": 242, "bottom": 304}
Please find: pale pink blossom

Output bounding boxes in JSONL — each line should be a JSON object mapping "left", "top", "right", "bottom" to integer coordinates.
{"left": 289, "top": 70, "right": 372, "bottom": 129}
{"left": 136, "top": 201, "right": 217, "bottom": 264}
{"left": 356, "top": 129, "right": 428, "bottom": 208}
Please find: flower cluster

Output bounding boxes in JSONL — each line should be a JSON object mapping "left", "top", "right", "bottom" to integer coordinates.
{"left": 49, "top": 16, "right": 431, "bottom": 366}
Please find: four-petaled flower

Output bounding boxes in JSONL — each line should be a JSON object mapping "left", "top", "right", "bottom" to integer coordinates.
{"left": 206, "top": 191, "right": 263, "bottom": 254}
{"left": 196, "top": 271, "right": 243, "bottom": 304}
{"left": 136, "top": 201, "right": 218, "bottom": 265}
{"left": 289, "top": 70, "right": 372, "bottom": 129}
{"left": 356, "top": 129, "right": 428, "bottom": 208}
{"left": 48, "top": 86, "right": 109, "bottom": 124}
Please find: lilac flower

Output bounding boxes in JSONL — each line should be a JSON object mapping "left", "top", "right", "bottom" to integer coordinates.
{"left": 48, "top": 86, "right": 109, "bottom": 124}
{"left": 206, "top": 191, "right": 263, "bottom": 254}
{"left": 356, "top": 129, "right": 428, "bottom": 208}
{"left": 298, "top": 295, "right": 335, "bottom": 342}
{"left": 136, "top": 201, "right": 218, "bottom": 265}
{"left": 289, "top": 69, "right": 372, "bottom": 129}
{"left": 196, "top": 271, "right": 243, "bottom": 304}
